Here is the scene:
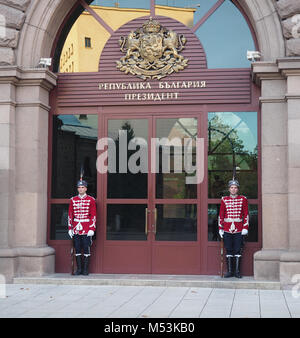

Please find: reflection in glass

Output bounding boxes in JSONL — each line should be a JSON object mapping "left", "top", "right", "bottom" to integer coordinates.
{"left": 107, "top": 204, "right": 147, "bottom": 240}
{"left": 155, "top": 1, "right": 200, "bottom": 28}
{"left": 107, "top": 119, "right": 148, "bottom": 198}
{"left": 155, "top": 204, "right": 197, "bottom": 241}
{"left": 208, "top": 204, "right": 258, "bottom": 242}
{"left": 208, "top": 112, "right": 257, "bottom": 199}
{"left": 195, "top": 1, "right": 255, "bottom": 68}
{"left": 90, "top": 0, "right": 150, "bottom": 9}
{"left": 207, "top": 204, "right": 219, "bottom": 242}
{"left": 156, "top": 118, "right": 197, "bottom": 199}
{"left": 50, "top": 204, "right": 69, "bottom": 240}
{"left": 156, "top": 0, "right": 208, "bottom": 24}
{"left": 157, "top": 1, "right": 255, "bottom": 68}
{"left": 60, "top": 1, "right": 151, "bottom": 73}
{"left": 51, "top": 115, "right": 98, "bottom": 199}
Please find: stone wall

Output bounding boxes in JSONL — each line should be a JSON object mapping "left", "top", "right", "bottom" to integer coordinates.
{"left": 275, "top": 0, "right": 300, "bottom": 55}
{"left": 0, "top": 0, "right": 31, "bottom": 65}
{"left": 1, "top": 0, "right": 300, "bottom": 64}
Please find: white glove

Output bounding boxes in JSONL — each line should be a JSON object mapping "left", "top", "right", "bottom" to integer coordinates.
{"left": 87, "top": 230, "right": 94, "bottom": 237}
{"left": 68, "top": 230, "right": 74, "bottom": 238}
{"left": 241, "top": 228, "right": 248, "bottom": 236}
{"left": 219, "top": 230, "right": 224, "bottom": 238}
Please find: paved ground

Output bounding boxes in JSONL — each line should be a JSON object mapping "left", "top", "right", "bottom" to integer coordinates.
{"left": 1, "top": 283, "right": 300, "bottom": 318}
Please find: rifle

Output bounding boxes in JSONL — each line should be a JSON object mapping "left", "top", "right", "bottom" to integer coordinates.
{"left": 220, "top": 237, "right": 224, "bottom": 278}
{"left": 71, "top": 237, "right": 75, "bottom": 275}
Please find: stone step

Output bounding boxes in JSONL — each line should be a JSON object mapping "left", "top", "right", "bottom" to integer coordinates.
{"left": 13, "top": 273, "right": 281, "bottom": 290}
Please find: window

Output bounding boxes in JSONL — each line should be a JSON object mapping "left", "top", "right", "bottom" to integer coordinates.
{"left": 90, "top": 0, "right": 150, "bottom": 10}
{"left": 56, "top": 1, "right": 256, "bottom": 72}
{"left": 51, "top": 114, "right": 98, "bottom": 199}
{"left": 156, "top": 0, "right": 255, "bottom": 68}
{"left": 207, "top": 111, "right": 259, "bottom": 242}
{"left": 208, "top": 112, "right": 258, "bottom": 199}
{"left": 85, "top": 37, "right": 91, "bottom": 48}
{"left": 50, "top": 114, "right": 98, "bottom": 240}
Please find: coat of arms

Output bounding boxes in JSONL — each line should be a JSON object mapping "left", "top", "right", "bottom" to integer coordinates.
{"left": 116, "top": 18, "right": 188, "bottom": 80}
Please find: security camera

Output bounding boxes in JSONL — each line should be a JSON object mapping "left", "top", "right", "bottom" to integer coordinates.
{"left": 247, "top": 51, "right": 261, "bottom": 62}
{"left": 38, "top": 58, "right": 52, "bottom": 68}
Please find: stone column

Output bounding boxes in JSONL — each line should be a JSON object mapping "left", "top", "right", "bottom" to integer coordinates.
{"left": 0, "top": 67, "right": 17, "bottom": 280}
{"left": 253, "top": 57, "right": 300, "bottom": 285}
{"left": 277, "top": 58, "right": 300, "bottom": 285}
{"left": 0, "top": 66, "right": 56, "bottom": 282}
{"left": 252, "top": 62, "right": 288, "bottom": 281}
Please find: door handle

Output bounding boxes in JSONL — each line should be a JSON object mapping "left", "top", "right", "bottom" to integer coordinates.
{"left": 153, "top": 208, "right": 157, "bottom": 235}
{"left": 145, "top": 208, "right": 148, "bottom": 235}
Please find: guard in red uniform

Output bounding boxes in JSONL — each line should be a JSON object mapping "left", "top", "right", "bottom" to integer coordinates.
{"left": 218, "top": 179, "right": 249, "bottom": 278}
{"left": 68, "top": 179, "right": 96, "bottom": 275}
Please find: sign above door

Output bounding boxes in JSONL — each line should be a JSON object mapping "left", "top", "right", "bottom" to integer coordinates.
{"left": 55, "top": 16, "right": 252, "bottom": 107}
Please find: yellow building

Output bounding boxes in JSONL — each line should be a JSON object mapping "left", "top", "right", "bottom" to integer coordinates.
{"left": 60, "top": 5, "right": 195, "bottom": 73}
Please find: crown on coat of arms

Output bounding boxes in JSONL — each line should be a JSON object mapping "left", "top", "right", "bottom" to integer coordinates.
{"left": 117, "top": 17, "right": 188, "bottom": 80}
{"left": 142, "top": 17, "right": 161, "bottom": 33}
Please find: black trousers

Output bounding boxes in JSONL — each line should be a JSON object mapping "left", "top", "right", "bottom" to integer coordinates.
{"left": 74, "top": 234, "right": 92, "bottom": 256}
{"left": 224, "top": 232, "right": 243, "bottom": 256}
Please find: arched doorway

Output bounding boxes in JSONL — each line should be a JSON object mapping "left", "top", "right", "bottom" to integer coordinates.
{"left": 47, "top": 0, "right": 261, "bottom": 275}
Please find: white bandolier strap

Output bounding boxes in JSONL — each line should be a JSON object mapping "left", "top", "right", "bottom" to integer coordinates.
{"left": 224, "top": 218, "right": 243, "bottom": 222}
{"left": 74, "top": 218, "right": 90, "bottom": 222}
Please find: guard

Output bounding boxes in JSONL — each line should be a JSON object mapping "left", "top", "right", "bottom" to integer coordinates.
{"left": 68, "top": 177, "right": 96, "bottom": 275}
{"left": 218, "top": 178, "right": 249, "bottom": 278}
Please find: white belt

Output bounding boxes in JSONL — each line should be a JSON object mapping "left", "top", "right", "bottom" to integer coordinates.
{"left": 74, "top": 218, "right": 90, "bottom": 222}
{"left": 224, "top": 218, "right": 242, "bottom": 222}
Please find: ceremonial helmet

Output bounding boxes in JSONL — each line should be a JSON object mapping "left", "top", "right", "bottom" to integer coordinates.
{"left": 77, "top": 166, "right": 88, "bottom": 187}
{"left": 228, "top": 179, "right": 240, "bottom": 187}
{"left": 228, "top": 166, "right": 239, "bottom": 187}
{"left": 77, "top": 179, "right": 88, "bottom": 188}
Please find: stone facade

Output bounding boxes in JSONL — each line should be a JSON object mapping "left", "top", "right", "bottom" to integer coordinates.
{"left": 0, "top": 0, "right": 30, "bottom": 65}
{"left": 0, "top": 0, "right": 300, "bottom": 285}
{"left": 275, "top": 0, "right": 300, "bottom": 56}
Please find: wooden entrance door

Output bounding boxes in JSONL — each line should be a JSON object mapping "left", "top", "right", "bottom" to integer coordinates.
{"left": 101, "top": 113, "right": 202, "bottom": 274}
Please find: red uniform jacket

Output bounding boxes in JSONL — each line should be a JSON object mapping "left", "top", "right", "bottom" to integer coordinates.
{"left": 68, "top": 194, "right": 96, "bottom": 235}
{"left": 218, "top": 195, "right": 249, "bottom": 234}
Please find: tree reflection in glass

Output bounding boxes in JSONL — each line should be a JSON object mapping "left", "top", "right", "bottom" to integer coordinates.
{"left": 208, "top": 112, "right": 258, "bottom": 199}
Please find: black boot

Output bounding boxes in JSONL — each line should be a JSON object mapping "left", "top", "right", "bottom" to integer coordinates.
{"left": 234, "top": 255, "right": 242, "bottom": 278}
{"left": 75, "top": 255, "right": 82, "bottom": 275}
{"left": 224, "top": 256, "right": 234, "bottom": 278}
{"left": 82, "top": 255, "right": 90, "bottom": 276}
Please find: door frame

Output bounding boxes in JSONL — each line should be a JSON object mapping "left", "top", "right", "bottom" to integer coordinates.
{"left": 48, "top": 100, "right": 261, "bottom": 275}
{"left": 100, "top": 108, "right": 204, "bottom": 274}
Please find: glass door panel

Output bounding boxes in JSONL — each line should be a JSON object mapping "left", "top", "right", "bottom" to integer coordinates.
{"left": 107, "top": 119, "right": 148, "bottom": 199}
{"left": 104, "top": 114, "right": 200, "bottom": 274}
{"left": 105, "top": 118, "right": 150, "bottom": 244}
{"left": 155, "top": 118, "right": 198, "bottom": 199}
{"left": 155, "top": 204, "right": 197, "bottom": 241}
{"left": 106, "top": 204, "right": 148, "bottom": 241}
